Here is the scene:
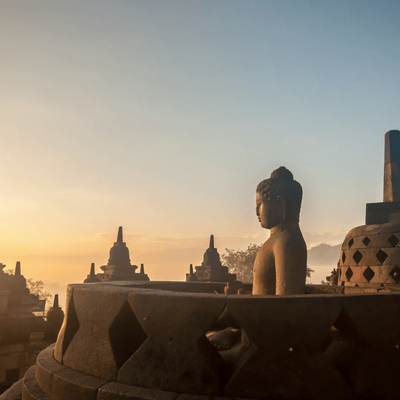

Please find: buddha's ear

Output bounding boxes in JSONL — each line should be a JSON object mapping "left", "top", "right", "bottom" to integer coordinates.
{"left": 277, "top": 195, "right": 287, "bottom": 221}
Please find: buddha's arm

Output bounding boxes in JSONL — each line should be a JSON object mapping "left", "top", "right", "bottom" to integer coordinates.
{"left": 274, "top": 236, "right": 307, "bottom": 295}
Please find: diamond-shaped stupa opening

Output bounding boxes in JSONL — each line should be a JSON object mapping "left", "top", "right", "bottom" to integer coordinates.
{"left": 109, "top": 301, "right": 147, "bottom": 369}
{"left": 376, "top": 249, "right": 388, "bottom": 264}
{"left": 62, "top": 294, "right": 80, "bottom": 356}
{"left": 348, "top": 238, "right": 354, "bottom": 249}
{"left": 323, "top": 309, "right": 367, "bottom": 390}
{"left": 204, "top": 308, "right": 243, "bottom": 387}
{"left": 389, "top": 266, "right": 400, "bottom": 284}
{"left": 352, "top": 251, "right": 363, "bottom": 265}
{"left": 206, "top": 309, "right": 248, "bottom": 361}
{"left": 320, "top": 327, "right": 336, "bottom": 353}
{"left": 345, "top": 267, "right": 353, "bottom": 282}
{"left": 363, "top": 267, "right": 375, "bottom": 282}
{"left": 388, "top": 235, "right": 400, "bottom": 248}
{"left": 341, "top": 252, "right": 346, "bottom": 264}
{"left": 362, "top": 237, "right": 371, "bottom": 247}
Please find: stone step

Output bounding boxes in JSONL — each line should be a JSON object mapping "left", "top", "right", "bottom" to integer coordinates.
{"left": 35, "top": 347, "right": 66, "bottom": 396}
{"left": 22, "top": 366, "right": 50, "bottom": 400}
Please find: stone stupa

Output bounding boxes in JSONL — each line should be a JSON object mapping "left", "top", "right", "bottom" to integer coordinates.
{"left": 186, "top": 235, "right": 236, "bottom": 282}
{"left": 85, "top": 227, "right": 150, "bottom": 282}
{"left": 339, "top": 130, "right": 400, "bottom": 287}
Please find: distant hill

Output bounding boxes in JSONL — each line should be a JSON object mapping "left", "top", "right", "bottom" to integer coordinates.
{"left": 308, "top": 243, "right": 341, "bottom": 267}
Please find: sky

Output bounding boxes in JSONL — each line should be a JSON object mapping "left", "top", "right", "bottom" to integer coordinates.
{"left": 1, "top": 0, "right": 400, "bottom": 291}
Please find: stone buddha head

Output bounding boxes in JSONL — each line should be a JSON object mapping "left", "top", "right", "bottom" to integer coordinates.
{"left": 256, "top": 166, "right": 303, "bottom": 229}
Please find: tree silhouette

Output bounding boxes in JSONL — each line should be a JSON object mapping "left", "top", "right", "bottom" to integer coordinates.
{"left": 221, "top": 244, "right": 314, "bottom": 283}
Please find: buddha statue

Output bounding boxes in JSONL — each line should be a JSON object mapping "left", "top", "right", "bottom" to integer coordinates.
{"left": 253, "top": 166, "right": 307, "bottom": 295}
{"left": 209, "top": 167, "right": 307, "bottom": 360}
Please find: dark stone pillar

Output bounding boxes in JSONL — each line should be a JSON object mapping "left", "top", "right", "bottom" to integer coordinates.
{"left": 384, "top": 130, "right": 400, "bottom": 202}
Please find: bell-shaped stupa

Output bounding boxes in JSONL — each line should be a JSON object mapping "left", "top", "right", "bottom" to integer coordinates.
{"left": 107, "top": 226, "right": 132, "bottom": 268}
{"left": 85, "top": 227, "right": 150, "bottom": 282}
{"left": 186, "top": 235, "right": 236, "bottom": 282}
{"left": 339, "top": 130, "right": 400, "bottom": 287}
{"left": 83, "top": 263, "right": 99, "bottom": 283}
{"left": 45, "top": 294, "right": 65, "bottom": 339}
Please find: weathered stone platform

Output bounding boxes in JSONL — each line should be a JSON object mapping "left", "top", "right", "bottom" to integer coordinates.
{"left": 3, "top": 281, "right": 400, "bottom": 400}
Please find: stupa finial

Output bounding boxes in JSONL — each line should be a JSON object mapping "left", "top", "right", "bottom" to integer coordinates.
{"left": 90, "top": 263, "right": 95, "bottom": 277}
{"left": 98, "top": 226, "right": 150, "bottom": 282}
{"left": 186, "top": 235, "right": 235, "bottom": 282}
{"left": 209, "top": 235, "right": 214, "bottom": 249}
{"left": 117, "top": 226, "right": 123, "bottom": 243}
{"left": 53, "top": 294, "right": 59, "bottom": 309}
{"left": 15, "top": 261, "right": 21, "bottom": 276}
{"left": 140, "top": 264, "right": 144, "bottom": 274}
{"left": 384, "top": 130, "right": 400, "bottom": 202}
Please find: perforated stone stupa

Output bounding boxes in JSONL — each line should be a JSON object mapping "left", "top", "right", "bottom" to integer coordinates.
{"left": 84, "top": 227, "right": 150, "bottom": 282}
{"left": 186, "top": 235, "right": 236, "bottom": 282}
{"left": 339, "top": 130, "right": 400, "bottom": 286}
{"left": 5, "top": 281, "right": 400, "bottom": 400}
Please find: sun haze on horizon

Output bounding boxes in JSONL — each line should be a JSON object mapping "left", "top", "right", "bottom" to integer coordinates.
{"left": 1, "top": 0, "right": 399, "bottom": 286}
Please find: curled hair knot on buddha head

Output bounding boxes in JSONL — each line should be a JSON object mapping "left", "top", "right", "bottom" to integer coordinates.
{"left": 257, "top": 166, "right": 303, "bottom": 222}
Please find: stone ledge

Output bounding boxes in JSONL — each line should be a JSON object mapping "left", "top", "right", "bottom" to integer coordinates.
{"left": 51, "top": 366, "right": 108, "bottom": 400}
{"left": 176, "top": 395, "right": 211, "bottom": 400}
{"left": 124, "top": 385, "right": 178, "bottom": 400}
{"left": 0, "top": 379, "right": 23, "bottom": 400}
{"left": 19, "top": 362, "right": 256, "bottom": 400}
{"left": 36, "top": 347, "right": 66, "bottom": 396}
{"left": 175, "top": 395, "right": 250, "bottom": 400}
{"left": 23, "top": 366, "right": 36, "bottom": 383}
{"left": 97, "top": 382, "right": 178, "bottom": 400}
{"left": 22, "top": 366, "right": 51, "bottom": 400}
{"left": 31, "top": 355, "right": 255, "bottom": 400}
{"left": 22, "top": 379, "right": 51, "bottom": 400}
{"left": 96, "top": 382, "right": 132, "bottom": 400}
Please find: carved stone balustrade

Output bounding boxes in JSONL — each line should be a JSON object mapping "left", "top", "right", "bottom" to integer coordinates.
{"left": 2, "top": 281, "right": 400, "bottom": 400}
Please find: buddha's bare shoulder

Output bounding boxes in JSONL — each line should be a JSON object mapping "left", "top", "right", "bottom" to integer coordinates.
{"left": 271, "top": 229, "right": 305, "bottom": 248}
